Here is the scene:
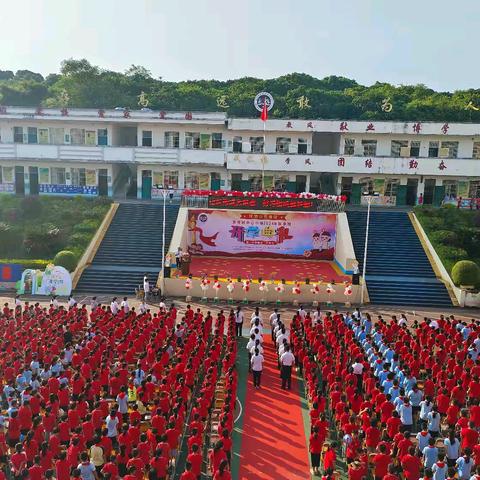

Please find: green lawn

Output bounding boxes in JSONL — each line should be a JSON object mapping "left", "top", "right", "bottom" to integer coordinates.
{"left": 414, "top": 205, "right": 480, "bottom": 278}
{"left": 0, "top": 195, "right": 112, "bottom": 269}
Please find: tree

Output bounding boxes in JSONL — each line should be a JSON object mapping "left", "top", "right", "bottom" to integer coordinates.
{"left": 14, "top": 70, "right": 44, "bottom": 82}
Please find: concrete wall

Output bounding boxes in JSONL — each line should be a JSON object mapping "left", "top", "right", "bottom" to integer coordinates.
{"left": 334, "top": 213, "right": 357, "bottom": 274}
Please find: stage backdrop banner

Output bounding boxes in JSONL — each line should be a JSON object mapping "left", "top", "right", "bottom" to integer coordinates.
{"left": 187, "top": 209, "right": 336, "bottom": 260}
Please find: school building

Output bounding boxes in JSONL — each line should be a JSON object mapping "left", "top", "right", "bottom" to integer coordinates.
{"left": 0, "top": 105, "right": 479, "bottom": 206}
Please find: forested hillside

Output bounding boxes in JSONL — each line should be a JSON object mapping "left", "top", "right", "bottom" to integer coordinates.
{"left": 1, "top": 59, "right": 479, "bottom": 121}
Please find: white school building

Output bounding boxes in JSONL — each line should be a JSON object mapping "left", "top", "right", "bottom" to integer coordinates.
{"left": 0, "top": 106, "right": 479, "bottom": 206}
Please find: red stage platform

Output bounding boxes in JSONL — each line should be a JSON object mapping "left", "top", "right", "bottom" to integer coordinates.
{"left": 185, "top": 256, "right": 350, "bottom": 283}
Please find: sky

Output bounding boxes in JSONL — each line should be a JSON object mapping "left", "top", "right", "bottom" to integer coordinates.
{"left": 0, "top": 0, "right": 478, "bottom": 92}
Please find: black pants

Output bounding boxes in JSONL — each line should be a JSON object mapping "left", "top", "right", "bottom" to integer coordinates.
{"left": 248, "top": 352, "right": 252, "bottom": 372}
{"left": 253, "top": 370, "right": 262, "bottom": 387}
{"left": 355, "top": 373, "right": 363, "bottom": 392}
{"left": 235, "top": 322, "right": 243, "bottom": 337}
{"left": 281, "top": 365, "right": 292, "bottom": 389}
{"left": 311, "top": 452, "right": 320, "bottom": 468}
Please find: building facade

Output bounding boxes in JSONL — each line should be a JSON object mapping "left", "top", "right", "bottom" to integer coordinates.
{"left": 0, "top": 106, "right": 479, "bottom": 206}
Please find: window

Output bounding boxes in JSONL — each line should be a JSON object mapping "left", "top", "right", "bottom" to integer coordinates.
{"left": 50, "top": 128, "right": 64, "bottom": 145}
{"left": 85, "top": 131, "right": 96, "bottom": 145}
{"left": 391, "top": 140, "right": 408, "bottom": 157}
{"left": 163, "top": 170, "right": 179, "bottom": 188}
{"left": 164, "top": 131, "right": 179, "bottom": 148}
{"left": 384, "top": 179, "right": 399, "bottom": 197}
{"left": 231, "top": 173, "right": 242, "bottom": 190}
{"left": 71, "top": 168, "right": 86, "bottom": 186}
{"left": 51, "top": 167, "right": 66, "bottom": 185}
{"left": 298, "top": 138, "right": 308, "bottom": 154}
{"left": 96, "top": 129, "right": 107, "bottom": 146}
{"left": 38, "top": 128, "right": 49, "bottom": 144}
{"left": 473, "top": 142, "right": 480, "bottom": 159}
{"left": 14, "top": 127, "right": 24, "bottom": 143}
{"left": 2, "top": 166, "right": 14, "bottom": 183}
{"left": 428, "top": 141, "right": 439, "bottom": 157}
{"left": 410, "top": 140, "right": 421, "bottom": 157}
{"left": 70, "top": 128, "right": 85, "bottom": 145}
{"left": 469, "top": 180, "right": 480, "bottom": 198}
{"left": 27, "top": 127, "right": 38, "bottom": 144}
{"left": 250, "top": 137, "right": 264, "bottom": 153}
{"left": 185, "top": 132, "right": 200, "bottom": 149}
{"left": 360, "top": 178, "right": 374, "bottom": 195}
{"left": 212, "top": 133, "right": 223, "bottom": 149}
{"left": 443, "top": 180, "right": 457, "bottom": 198}
{"left": 142, "top": 130, "right": 152, "bottom": 147}
{"left": 362, "top": 139, "right": 377, "bottom": 156}
{"left": 185, "top": 172, "right": 210, "bottom": 189}
{"left": 274, "top": 175, "right": 289, "bottom": 191}
{"left": 233, "top": 136, "right": 242, "bottom": 153}
{"left": 440, "top": 141, "right": 459, "bottom": 158}
{"left": 276, "top": 137, "right": 291, "bottom": 153}
{"left": 248, "top": 174, "right": 263, "bottom": 191}
{"left": 344, "top": 138, "right": 355, "bottom": 155}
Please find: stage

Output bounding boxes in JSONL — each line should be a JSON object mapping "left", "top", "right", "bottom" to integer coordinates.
{"left": 182, "top": 256, "right": 350, "bottom": 283}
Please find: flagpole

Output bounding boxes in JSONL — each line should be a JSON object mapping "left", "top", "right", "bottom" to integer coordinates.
{"left": 262, "top": 119, "right": 266, "bottom": 191}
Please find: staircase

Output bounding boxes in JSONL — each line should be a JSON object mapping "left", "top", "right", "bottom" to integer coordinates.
{"left": 347, "top": 210, "right": 453, "bottom": 307}
{"left": 75, "top": 203, "right": 180, "bottom": 295}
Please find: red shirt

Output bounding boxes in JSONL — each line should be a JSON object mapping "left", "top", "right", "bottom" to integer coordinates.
{"left": 56, "top": 459, "right": 70, "bottom": 480}
{"left": 401, "top": 454, "right": 422, "bottom": 480}
{"left": 373, "top": 453, "right": 391, "bottom": 478}
{"left": 187, "top": 452, "right": 203, "bottom": 476}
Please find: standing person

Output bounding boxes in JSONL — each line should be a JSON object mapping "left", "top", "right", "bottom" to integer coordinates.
{"left": 110, "top": 298, "right": 119, "bottom": 315}
{"left": 352, "top": 358, "right": 364, "bottom": 392}
{"left": 269, "top": 309, "right": 279, "bottom": 341}
{"left": 309, "top": 426, "right": 323, "bottom": 476}
{"left": 175, "top": 247, "right": 183, "bottom": 268}
{"left": 143, "top": 275, "right": 150, "bottom": 301}
{"left": 120, "top": 297, "right": 129, "bottom": 314}
{"left": 280, "top": 345, "right": 295, "bottom": 390}
{"left": 234, "top": 306, "right": 244, "bottom": 337}
{"left": 251, "top": 349, "right": 264, "bottom": 389}
{"left": 168, "top": 186, "right": 174, "bottom": 203}
{"left": 246, "top": 335, "right": 256, "bottom": 373}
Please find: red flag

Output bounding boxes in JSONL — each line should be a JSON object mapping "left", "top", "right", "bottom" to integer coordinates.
{"left": 260, "top": 100, "right": 268, "bottom": 122}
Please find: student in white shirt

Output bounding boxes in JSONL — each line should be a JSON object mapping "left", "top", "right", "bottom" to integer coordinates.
{"left": 251, "top": 348, "right": 264, "bottom": 389}
{"left": 143, "top": 275, "right": 150, "bottom": 300}
{"left": 250, "top": 319, "right": 263, "bottom": 336}
{"left": 313, "top": 307, "right": 322, "bottom": 325}
{"left": 280, "top": 345, "right": 295, "bottom": 390}
{"left": 246, "top": 334, "right": 256, "bottom": 372}
{"left": 269, "top": 309, "right": 279, "bottom": 340}
{"left": 250, "top": 307, "right": 263, "bottom": 326}
{"left": 67, "top": 296, "right": 76, "bottom": 308}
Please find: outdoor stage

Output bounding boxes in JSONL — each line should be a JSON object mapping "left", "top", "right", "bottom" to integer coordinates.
{"left": 185, "top": 256, "right": 350, "bottom": 283}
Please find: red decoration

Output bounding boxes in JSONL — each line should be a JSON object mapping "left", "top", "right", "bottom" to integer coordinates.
{"left": 307, "top": 121, "right": 314, "bottom": 128}
{"left": 98, "top": 109, "right": 105, "bottom": 118}
{"left": 412, "top": 122, "right": 422, "bottom": 134}
{"left": 438, "top": 160, "right": 447, "bottom": 171}
{"left": 338, "top": 157, "right": 345, "bottom": 167}
{"left": 159, "top": 111, "right": 166, "bottom": 119}
{"left": 409, "top": 159, "right": 418, "bottom": 169}
{"left": 365, "top": 158, "right": 373, "bottom": 168}
{"left": 61, "top": 107, "right": 68, "bottom": 116}
{"left": 286, "top": 121, "right": 293, "bottom": 128}
{"left": 185, "top": 112, "right": 193, "bottom": 120}
{"left": 35, "top": 107, "right": 44, "bottom": 116}
{"left": 181, "top": 189, "right": 346, "bottom": 203}
{"left": 366, "top": 123, "right": 375, "bottom": 131}
{"left": 123, "top": 109, "right": 131, "bottom": 118}
{"left": 261, "top": 102, "right": 268, "bottom": 122}
{"left": 441, "top": 123, "right": 449, "bottom": 134}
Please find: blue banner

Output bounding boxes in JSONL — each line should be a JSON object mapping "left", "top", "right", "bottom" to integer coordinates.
{"left": 39, "top": 184, "right": 98, "bottom": 195}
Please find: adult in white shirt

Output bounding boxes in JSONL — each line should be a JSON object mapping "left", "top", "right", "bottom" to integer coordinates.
{"left": 15, "top": 295, "right": 22, "bottom": 307}
{"left": 297, "top": 306, "right": 306, "bottom": 321}
{"left": 139, "top": 301, "right": 147, "bottom": 314}
{"left": 352, "top": 359, "right": 364, "bottom": 391}
{"left": 235, "top": 306, "right": 244, "bottom": 337}
{"left": 250, "top": 307, "right": 263, "bottom": 326}
{"left": 110, "top": 297, "right": 119, "bottom": 315}
{"left": 251, "top": 349, "right": 264, "bottom": 389}
{"left": 120, "top": 297, "right": 129, "bottom": 313}
{"left": 313, "top": 307, "right": 322, "bottom": 325}
{"left": 143, "top": 275, "right": 150, "bottom": 300}
{"left": 280, "top": 345, "right": 295, "bottom": 389}
{"left": 68, "top": 296, "right": 76, "bottom": 308}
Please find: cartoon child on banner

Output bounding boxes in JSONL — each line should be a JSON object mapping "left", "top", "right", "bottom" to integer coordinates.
{"left": 305, "top": 230, "right": 335, "bottom": 260}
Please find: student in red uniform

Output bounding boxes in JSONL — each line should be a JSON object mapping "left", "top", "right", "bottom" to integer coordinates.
{"left": 180, "top": 461, "right": 197, "bottom": 480}
{"left": 323, "top": 442, "right": 337, "bottom": 475}
{"left": 187, "top": 444, "right": 203, "bottom": 479}
{"left": 371, "top": 443, "right": 391, "bottom": 480}
{"left": 213, "top": 459, "right": 232, "bottom": 480}
{"left": 309, "top": 426, "right": 324, "bottom": 475}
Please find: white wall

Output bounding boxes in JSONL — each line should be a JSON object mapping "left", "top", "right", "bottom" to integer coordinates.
{"left": 334, "top": 213, "right": 357, "bottom": 274}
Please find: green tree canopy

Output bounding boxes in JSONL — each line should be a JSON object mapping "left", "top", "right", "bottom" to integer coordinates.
{"left": 0, "top": 58, "right": 478, "bottom": 122}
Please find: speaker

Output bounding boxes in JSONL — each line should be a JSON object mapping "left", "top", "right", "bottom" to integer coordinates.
{"left": 164, "top": 267, "right": 171, "bottom": 278}
{"left": 352, "top": 273, "right": 360, "bottom": 285}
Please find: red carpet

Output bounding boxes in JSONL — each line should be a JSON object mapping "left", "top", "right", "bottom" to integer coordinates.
{"left": 188, "top": 256, "right": 348, "bottom": 283}
{"left": 238, "top": 336, "right": 311, "bottom": 479}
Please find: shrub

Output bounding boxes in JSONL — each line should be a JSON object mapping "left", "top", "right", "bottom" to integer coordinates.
{"left": 53, "top": 250, "right": 78, "bottom": 272}
{"left": 435, "top": 245, "right": 468, "bottom": 263}
{"left": 451, "top": 260, "right": 480, "bottom": 288}
{"left": 20, "top": 196, "right": 43, "bottom": 219}
{"left": 0, "top": 223, "right": 23, "bottom": 257}
{"left": 429, "top": 230, "right": 459, "bottom": 246}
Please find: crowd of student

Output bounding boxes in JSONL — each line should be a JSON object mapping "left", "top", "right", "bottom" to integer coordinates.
{"left": 0, "top": 298, "right": 238, "bottom": 480}
{"left": 290, "top": 307, "right": 480, "bottom": 480}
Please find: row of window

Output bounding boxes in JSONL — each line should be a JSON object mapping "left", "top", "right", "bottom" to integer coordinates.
{"left": 0, "top": 166, "right": 96, "bottom": 186}
{"left": 13, "top": 127, "right": 108, "bottom": 146}
{"left": 345, "top": 138, "right": 480, "bottom": 159}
